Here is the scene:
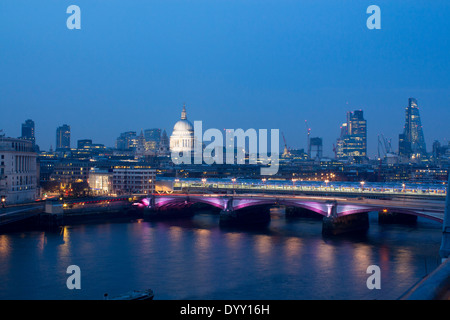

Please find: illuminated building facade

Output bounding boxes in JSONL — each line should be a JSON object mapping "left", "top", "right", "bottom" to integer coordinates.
{"left": 75, "top": 139, "right": 106, "bottom": 157}
{"left": 88, "top": 168, "right": 112, "bottom": 195}
{"left": 144, "top": 128, "right": 161, "bottom": 153}
{"left": 0, "top": 137, "right": 38, "bottom": 204}
{"left": 112, "top": 166, "right": 156, "bottom": 194}
{"left": 51, "top": 160, "right": 91, "bottom": 185}
{"left": 336, "top": 110, "right": 367, "bottom": 158}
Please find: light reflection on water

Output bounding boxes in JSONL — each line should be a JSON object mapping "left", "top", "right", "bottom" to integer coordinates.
{"left": 0, "top": 210, "right": 443, "bottom": 300}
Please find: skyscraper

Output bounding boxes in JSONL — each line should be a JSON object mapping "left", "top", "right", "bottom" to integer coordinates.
{"left": 20, "top": 119, "right": 40, "bottom": 152}
{"left": 399, "top": 98, "right": 427, "bottom": 158}
{"left": 21, "top": 119, "right": 35, "bottom": 146}
{"left": 336, "top": 110, "right": 367, "bottom": 158}
{"left": 56, "top": 124, "right": 71, "bottom": 150}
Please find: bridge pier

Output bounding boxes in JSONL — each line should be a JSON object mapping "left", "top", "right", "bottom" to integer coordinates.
{"left": 322, "top": 213, "right": 369, "bottom": 236}
{"left": 378, "top": 210, "right": 417, "bottom": 225}
{"left": 322, "top": 201, "right": 369, "bottom": 235}
{"left": 39, "top": 201, "right": 64, "bottom": 228}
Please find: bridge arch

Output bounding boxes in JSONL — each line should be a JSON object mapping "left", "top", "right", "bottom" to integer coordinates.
{"left": 336, "top": 206, "right": 443, "bottom": 223}
{"left": 139, "top": 195, "right": 226, "bottom": 211}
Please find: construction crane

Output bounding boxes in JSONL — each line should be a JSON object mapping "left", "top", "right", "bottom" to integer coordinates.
{"left": 305, "top": 120, "right": 311, "bottom": 156}
{"left": 282, "top": 132, "right": 290, "bottom": 157}
{"left": 377, "top": 134, "right": 393, "bottom": 160}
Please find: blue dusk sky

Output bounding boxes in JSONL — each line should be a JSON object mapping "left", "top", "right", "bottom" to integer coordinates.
{"left": 0, "top": 0, "right": 449, "bottom": 157}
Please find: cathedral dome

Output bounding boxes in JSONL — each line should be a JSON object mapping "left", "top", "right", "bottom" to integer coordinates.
{"left": 170, "top": 104, "right": 195, "bottom": 154}
{"left": 173, "top": 119, "right": 194, "bottom": 133}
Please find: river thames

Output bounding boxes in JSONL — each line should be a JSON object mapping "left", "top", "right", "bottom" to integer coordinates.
{"left": 0, "top": 209, "right": 443, "bottom": 300}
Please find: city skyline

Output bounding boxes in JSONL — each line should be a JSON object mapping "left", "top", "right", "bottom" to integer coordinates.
{"left": 1, "top": 97, "right": 446, "bottom": 160}
{"left": 1, "top": 1, "right": 449, "bottom": 157}
{"left": 2, "top": 98, "right": 448, "bottom": 158}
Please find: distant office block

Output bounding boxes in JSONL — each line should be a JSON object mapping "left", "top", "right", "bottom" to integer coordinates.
{"left": 309, "top": 137, "right": 323, "bottom": 160}
{"left": 115, "top": 131, "right": 137, "bottom": 150}
{"left": 56, "top": 124, "right": 71, "bottom": 150}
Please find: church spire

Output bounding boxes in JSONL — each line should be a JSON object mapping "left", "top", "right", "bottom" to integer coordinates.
{"left": 181, "top": 103, "right": 187, "bottom": 120}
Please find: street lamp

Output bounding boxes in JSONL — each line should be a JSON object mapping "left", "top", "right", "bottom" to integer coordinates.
{"left": 360, "top": 181, "right": 365, "bottom": 191}
{"left": 149, "top": 179, "right": 154, "bottom": 195}
{"left": 292, "top": 178, "right": 297, "bottom": 195}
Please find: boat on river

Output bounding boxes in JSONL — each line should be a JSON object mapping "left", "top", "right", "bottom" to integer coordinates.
{"left": 104, "top": 289, "right": 154, "bottom": 300}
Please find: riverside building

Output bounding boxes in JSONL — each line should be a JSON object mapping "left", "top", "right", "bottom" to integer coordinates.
{"left": 0, "top": 137, "right": 38, "bottom": 204}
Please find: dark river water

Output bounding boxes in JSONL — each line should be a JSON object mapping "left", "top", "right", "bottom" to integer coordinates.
{"left": 0, "top": 209, "right": 443, "bottom": 300}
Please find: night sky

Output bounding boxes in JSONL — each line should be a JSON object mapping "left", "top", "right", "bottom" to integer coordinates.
{"left": 1, "top": 0, "right": 449, "bottom": 157}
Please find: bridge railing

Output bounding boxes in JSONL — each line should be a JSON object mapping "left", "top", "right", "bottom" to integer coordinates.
{"left": 401, "top": 258, "right": 450, "bottom": 300}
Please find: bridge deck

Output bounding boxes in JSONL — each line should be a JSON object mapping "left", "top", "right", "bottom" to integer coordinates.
{"left": 0, "top": 205, "right": 44, "bottom": 226}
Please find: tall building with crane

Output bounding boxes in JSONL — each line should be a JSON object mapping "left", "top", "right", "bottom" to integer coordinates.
{"left": 281, "top": 132, "right": 291, "bottom": 158}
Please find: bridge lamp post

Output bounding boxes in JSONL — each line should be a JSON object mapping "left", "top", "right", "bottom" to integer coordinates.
{"left": 402, "top": 183, "right": 406, "bottom": 193}
{"left": 360, "top": 181, "right": 365, "bottom": 192}
{"left": 231, "top": 178, "right": 236, "bottom": 188}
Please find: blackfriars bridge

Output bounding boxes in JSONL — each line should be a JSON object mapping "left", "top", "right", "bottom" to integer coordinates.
{"left": 141, "top": 193, "right": 445, "bottom": 222}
